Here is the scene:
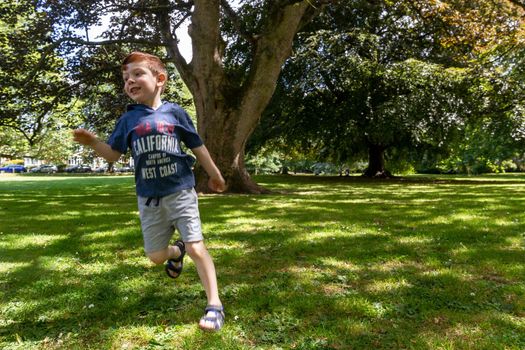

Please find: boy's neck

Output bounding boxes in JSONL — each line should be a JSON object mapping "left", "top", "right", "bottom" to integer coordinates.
{"left": 150, "top": 100, "right": 163, "bottom": 110}
{"left": 142, "top": 97, "right": 163, "bottom": 110}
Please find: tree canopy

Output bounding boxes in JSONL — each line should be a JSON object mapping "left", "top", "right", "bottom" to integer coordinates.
{"left": 0, "top": 0, "right": 76, "bottom": 145}
{"left": 249, "top": 0, "right": 525, "bottom": 176}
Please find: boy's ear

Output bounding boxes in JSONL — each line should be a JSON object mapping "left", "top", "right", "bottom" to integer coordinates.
{"left": 157, "top": 72, "right": 167, "bottom": 87}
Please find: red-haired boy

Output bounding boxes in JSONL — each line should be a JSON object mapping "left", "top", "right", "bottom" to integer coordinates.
{"left": 73, "top": 51, "right": 226, "bottom": 331}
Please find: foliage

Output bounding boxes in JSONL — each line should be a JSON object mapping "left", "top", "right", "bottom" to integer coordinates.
{"left": 251, "top": 0, "right": 525, "bottom": 175}
{"left": 0, "top": 0, "right": 76, "bottom": 144}
{"left": 1, "top": 174, "right": 524, "bottom": 349}
{"left": 0, "top": 127, "right": 30, "bottom": 158}
{"left": 425, "top": 23, "right": 525, "bottom": 174}
{"left": 0, "top": 99, "right": 82, "bottom": 163}
{"left": 245, "top": 146, "right": 282, "bottom": 175}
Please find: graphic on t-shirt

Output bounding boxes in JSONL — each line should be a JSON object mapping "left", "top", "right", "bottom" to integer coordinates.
{"left": 132, "top": 120, "right": 181, "bottom": 180}
{"left": 108, "top": 102, "right": 201, "bottom": 197}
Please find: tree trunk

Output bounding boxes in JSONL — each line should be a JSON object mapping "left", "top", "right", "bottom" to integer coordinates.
{"left": 363, "top": 144, "right": 392, "bottom": 178}
{"left": 171, "top": 0, "right": 314, "bottom": 193}
{"left": 193, "top": 108, "right": 270, "bottom": 193}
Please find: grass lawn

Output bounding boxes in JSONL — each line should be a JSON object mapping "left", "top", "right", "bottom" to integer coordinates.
{"left": 0, "top": 173, "right": 524, "bottom": 349}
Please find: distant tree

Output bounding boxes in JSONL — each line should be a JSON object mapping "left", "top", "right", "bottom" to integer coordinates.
{"left": 0, "top": 0, "right": 76, "bottom": 145}
{"left": 252, "top": 0, "right": 524, "bottom": 177}
{"left": 0, "top": 105, "right": 81, "bottom": 164}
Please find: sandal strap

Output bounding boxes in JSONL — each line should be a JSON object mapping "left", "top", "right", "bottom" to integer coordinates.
{"left": 165, "top": 259, "right": 183, "bottom": 279}
{"left": 171, "top": 240, "right": 186, "bottom": 263}
{"left": 205, "top": 305, "right": 224, "bottom": 313}
{"left": 166, "top": 259, "right": 183, "bottom": 272}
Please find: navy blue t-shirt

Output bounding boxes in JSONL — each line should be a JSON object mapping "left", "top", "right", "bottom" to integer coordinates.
{"left": 107, "top": 102, "right": 203, "bottom": 197}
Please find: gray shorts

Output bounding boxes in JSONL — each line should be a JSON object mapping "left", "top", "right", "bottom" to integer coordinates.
{"left": 137, "top": 188, "right": 203, "bottom": 253}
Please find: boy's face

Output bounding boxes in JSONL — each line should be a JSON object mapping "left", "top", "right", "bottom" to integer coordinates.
{"left": 122, "top": 62, "right": 166, "bottom": 106}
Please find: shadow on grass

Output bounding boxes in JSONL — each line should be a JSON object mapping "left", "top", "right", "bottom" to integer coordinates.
{"left": 0, "top": 175, "right": 524, "bottom": 349}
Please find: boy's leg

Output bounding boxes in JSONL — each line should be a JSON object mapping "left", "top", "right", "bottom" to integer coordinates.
{"left": 185, "top": 241, "right": 222, "bottom": 329}
{"left": 147, "top": 244, "right": 183, "bottom": 265}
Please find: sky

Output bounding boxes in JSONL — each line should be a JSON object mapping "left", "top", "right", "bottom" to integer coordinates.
{"left": 87, "top": 15, "right": 193, "bottom": 61}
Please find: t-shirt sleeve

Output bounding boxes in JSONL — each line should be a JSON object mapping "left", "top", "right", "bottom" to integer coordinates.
{"left": 178, "top": 110, "right": 204, "bottom": 149}
{"left": 107, "top": 117, "right": 129, "bottom": 154}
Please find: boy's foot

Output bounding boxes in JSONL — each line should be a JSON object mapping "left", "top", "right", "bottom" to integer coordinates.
{"left": 165, "top": 240, "right": 185, "bottom": 279}
{"left": 199, "top": 305, "right": 225, "bottom": 332}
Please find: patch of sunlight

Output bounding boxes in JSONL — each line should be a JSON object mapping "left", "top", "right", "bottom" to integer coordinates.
{"left": 492, "top": 218, "right": 518, "bottom": 227}
{"left": 499, "top": 313, "right": 525, "bottom": 328}
{"left": 293, "top": 190, "right": 336, "bottom": 195}
{"left": 285, "top": 265, "right": 325, "bottom": 276}
{"left": 31, "top": 211, "right": 82, "bottom": 220}
{"left": 117, "top": 275, "right": 155, "bottom": 293}
{"left": 506, "top": 236, "right": 525, "bottom": 250}
{"left": 0, "top": 261, "right": 30, "bottom": 274}
{"left": 334, "top": 295, "right": 384, "bottom": 318}
{"left": 0, "top": 197, "right": 38, "bottom": 203}
{"left": 1, "top": 299, "right": 39, "bottom": 318}
{"left": 421, "top": 269, "right": 474, "bottom": 282}
{"left": 39, "top": 256, "right": 116, "bottom": 275}
{"left": 107, "top": 325, "right": 160, "bottom": 350}
{"left": 396, "top": 236, "right": 433, "bottom": 245}
{"left": 108, "top": 324, "right": 196, "bottom": 350}
{"left": 0, "top": 233, "right": 66, "bottom": 249}
{"left": 83, "top": 226, "right": 136, "bottom": 238}
{"left": 304, "top": 229, "right": 385, "bottom": 241}
{"left": 32, "top": 211, "right": 134, "bottom": 222}
{"left": 374, "top": 260, "right": 426, "bottom": 273}
{"left": 429, "top": 212, "right": 486, "bottom": 225}
{"left": 450, "top": 242, "right": 473, "bottom": 256}
{"left": 222, "top": 217, "right": 284, "bottom": 231}
{"left": 207, "top": 241, "right": 247, "bottom": 250}
{"left": 319, "top": 257, "right": 360, "bottom": 271}
{"left": 322, "top": 283, "right": 350, "bottom": 296}
{"left": 444, "top": 322, "right": 483, "bottom": 338}
{"left": 364, "top": 278, "right": 412, "bottom": 294}
{"left": 338, "top": 318, "right": 371, "bottom": 335}
{"left": 124, "top": 255, "right": 151, "bottom": 268}
{"left": 226, "top": 216, "right": 279, "bottom": 224}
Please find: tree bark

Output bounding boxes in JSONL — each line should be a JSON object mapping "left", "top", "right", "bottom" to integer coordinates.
{"left": 363, "top": 144, "right": 392, "bottom": 178}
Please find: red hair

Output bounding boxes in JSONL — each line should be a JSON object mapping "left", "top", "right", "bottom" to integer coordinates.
{"left": 121, "top": 51, "right": 167, "bottom": 78}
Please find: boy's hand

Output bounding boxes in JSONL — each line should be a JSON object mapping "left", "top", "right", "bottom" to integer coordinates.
{"left": 73, "top": 128, "right": 97, "bottom": 146}
{"left": 208, "top": 175, "right": 226, "bottom": 193}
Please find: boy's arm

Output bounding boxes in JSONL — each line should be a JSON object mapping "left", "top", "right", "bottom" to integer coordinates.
{"left": 191, "top": 145, "right": 226, "bottom": 192}
{"left": 73, "top": 129, "right": 122, "bottom": 162}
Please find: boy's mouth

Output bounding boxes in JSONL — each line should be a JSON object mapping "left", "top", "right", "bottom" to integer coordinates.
{"left": 129, "top": 87, "right": 140, "bottom": 94}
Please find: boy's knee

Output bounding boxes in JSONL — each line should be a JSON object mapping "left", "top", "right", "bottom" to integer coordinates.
{"left": 147, "top": 250, "right": 168, "bottom": 265}
{"left": 185, "top": 241, "right": 207, "bottom": 258}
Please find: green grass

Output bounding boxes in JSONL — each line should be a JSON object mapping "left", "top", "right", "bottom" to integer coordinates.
{"left": 0, "top": 173, "right": 524, "bottom": 349}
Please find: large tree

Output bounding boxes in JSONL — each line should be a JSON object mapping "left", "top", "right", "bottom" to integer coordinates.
{"left": 40, "top": 0, "right": 332, "bottom": 193}
{"left": 251, "top": 0, "right": 525, "bottom": 176}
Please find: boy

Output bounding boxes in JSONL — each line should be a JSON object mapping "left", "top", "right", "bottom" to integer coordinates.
{"left": 73, "top": 51, "right": 226, "bottom": 331}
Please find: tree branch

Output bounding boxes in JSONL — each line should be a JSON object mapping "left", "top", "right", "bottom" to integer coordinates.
{"left": 156, "top": 0, "right": 194, "bottom": 87}
{"left": 220, "top": 0, "right": 257, "bottom": 45}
